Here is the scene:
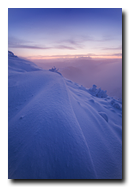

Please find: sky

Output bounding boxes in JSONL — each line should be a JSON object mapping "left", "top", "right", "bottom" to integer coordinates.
{"left": 8, "top": 8, "right": 122, "bottom": 60}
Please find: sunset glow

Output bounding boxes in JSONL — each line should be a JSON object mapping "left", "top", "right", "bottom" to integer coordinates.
{"left": 8, "top": 8, "right": 122, "bottom": 61}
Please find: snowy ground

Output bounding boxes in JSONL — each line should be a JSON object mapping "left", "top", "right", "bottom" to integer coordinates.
{"left": 8, "top": 52, "right": 122, "bottom": 179}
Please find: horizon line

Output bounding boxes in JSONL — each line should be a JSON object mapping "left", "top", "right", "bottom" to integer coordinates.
{"left": 21, "top": 54, "right": 122, "bottom": 61}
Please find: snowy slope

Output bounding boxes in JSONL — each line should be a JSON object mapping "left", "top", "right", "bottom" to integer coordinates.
{"left": 8, "top": 52, "right": 122, "bottom": 179}
{"left": 8, "top": 51, "right": 41, "bottom": 73}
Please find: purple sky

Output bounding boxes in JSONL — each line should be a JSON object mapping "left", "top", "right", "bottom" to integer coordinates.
{"left": 8, "top": 8, "right": 122, "bottom": 60}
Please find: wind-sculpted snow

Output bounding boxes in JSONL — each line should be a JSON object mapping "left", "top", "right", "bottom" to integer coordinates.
{"left": 8, "top": 51, "right": 41, "bottom": 73}
{"left": 8, "top": 51, "right": 17, "bottom": 57}
{"left": 8, "top": 55, "right": 122, "bottom": 179}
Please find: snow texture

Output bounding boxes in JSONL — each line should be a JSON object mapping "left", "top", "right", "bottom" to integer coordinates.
{"left": 99, "top": 112, "right": 108, "bottom": 122}
{"left": 8, "top": 52, "right": 122, "bottom": 179}
{"left": 111, "top": 99, "right": 122, "bottom": 110}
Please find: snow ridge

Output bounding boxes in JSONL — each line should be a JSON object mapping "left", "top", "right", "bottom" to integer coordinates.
{"left": 8, "top": 51, "right": 41, "bottom": 73}
{"left": 8, "top": 51, "right": 17, "bottom": 57}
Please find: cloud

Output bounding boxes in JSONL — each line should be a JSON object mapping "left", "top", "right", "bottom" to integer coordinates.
{"left": 87, "top": 53, "right": 122, "bottom": 57}
{"left": 102, "top": 46, "right": 122, "bottom": 50}
{"left": 56, "top": 35, "right": 119, "bottom": 51}
{"left": 54, "top": 45, "right": 76, "bottom": 50}
{"left": 56, "top": 38, "right": 84, "bottom": 49}
{"left": 67, "top": 39, "right": 78, "bottom": 45}
{"left": 97, "top": 35, "right": 119, "bottom": 42}
{"left": 8, "top": 36, "right": 32, "bottom": 46}
{"left": 9, "top": 44, "right": 51, "bottom": 50}
{"left": 25, "top": 52, "right": 122, "bottom": 61}
{"left": 111, "top": 53, "right": 122, "bottom": 56}
{"left": 26, "top": 54, "right": 91, "bottom": 60}
{"left": 9, "top": 44, "right": 76, "bottom": 50}
{"left": 8, "top": 36, "right": 76, "bottom": 50}
{"left": 80, "top": 35, "right": 95, "bottom": 42}
{"left": 81, "top": 34, "right": 120, "bottom": 43}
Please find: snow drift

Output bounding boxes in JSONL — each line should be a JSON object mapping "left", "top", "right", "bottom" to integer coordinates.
{"left": 8, "top": 51, "right": 122, "bottom": 179}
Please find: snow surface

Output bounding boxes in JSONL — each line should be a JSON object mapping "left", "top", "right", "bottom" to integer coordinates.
{"left": 8, "top": 52, "right": 122, "bottom": 179}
